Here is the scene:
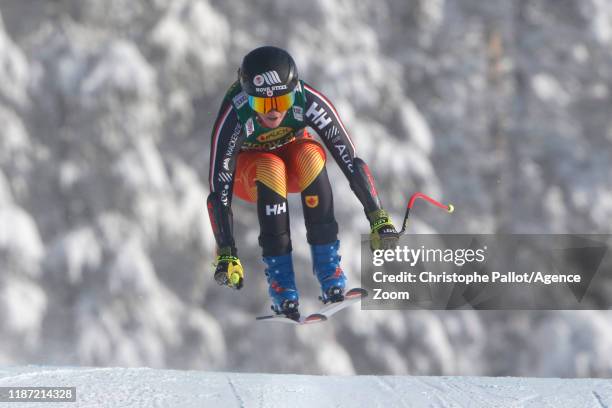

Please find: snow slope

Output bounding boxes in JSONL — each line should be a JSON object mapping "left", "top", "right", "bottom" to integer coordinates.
{"left": 0, "top": 366, "right": 611, "bottom": 408}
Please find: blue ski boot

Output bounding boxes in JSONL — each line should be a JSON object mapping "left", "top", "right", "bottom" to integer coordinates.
{"left": 263, "top": 253, "right": 300, "bottom": 320}
{"left": 311, "top": 240, "right": 347, "bottom": 304}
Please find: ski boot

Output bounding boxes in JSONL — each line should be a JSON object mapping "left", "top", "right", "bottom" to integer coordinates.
{"left": 263, "top": 253, "right": 300, "bottom": 321}
{"left": 311, "top": 240, "right": 347, "bottom": 304}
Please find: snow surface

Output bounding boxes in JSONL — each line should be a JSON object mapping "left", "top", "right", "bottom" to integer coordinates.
{"left": 0, "top": 366, "right": 611, "bottom": 408}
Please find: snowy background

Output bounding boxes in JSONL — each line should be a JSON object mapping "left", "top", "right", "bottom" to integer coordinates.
{"left": 0, "top": 0, "right": 611, "bottom": 377}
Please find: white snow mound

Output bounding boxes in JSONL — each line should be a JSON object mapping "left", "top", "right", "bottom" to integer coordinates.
{"left": 0, "top": 366, "right": 611, "bottom": 408}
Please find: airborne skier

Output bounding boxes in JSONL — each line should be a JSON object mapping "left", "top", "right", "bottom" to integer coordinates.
{"left": 207, "top": 46, "right": 398, "bottom": 320}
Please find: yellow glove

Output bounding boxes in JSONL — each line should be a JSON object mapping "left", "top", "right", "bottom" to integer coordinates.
{"left": 214, "top": 254, "right": 244, "bottom": 290}
{"left": 368, "top": 209, "right": 400, "bottom": 251}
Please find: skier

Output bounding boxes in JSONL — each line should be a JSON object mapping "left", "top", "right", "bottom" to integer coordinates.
{"left": 207, "top": 46, "right": 399, "bottom": 320}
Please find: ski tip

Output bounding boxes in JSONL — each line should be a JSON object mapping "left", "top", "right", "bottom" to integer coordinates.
{"left": 346, "top": 288, "right": 368, "bottom": 299}
{"left": 303, "top": 314, "right": 327, "bottom": 324}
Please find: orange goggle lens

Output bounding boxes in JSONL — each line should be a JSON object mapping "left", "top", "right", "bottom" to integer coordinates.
{"left": 248, "top": 92, "right": 296, "bottom": 114}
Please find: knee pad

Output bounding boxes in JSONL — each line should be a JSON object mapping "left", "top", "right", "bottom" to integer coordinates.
{"left": 259, "top": 232, "right": 292, "bottom": 256}
{"left": 305, "top": 220, "right": 339, "bottom": 245}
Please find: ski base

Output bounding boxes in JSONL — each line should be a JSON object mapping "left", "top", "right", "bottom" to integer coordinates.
{"left": 256, "top": 288, "right": 368, "bottom": 325}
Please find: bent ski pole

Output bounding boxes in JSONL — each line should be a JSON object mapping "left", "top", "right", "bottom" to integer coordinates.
{"left": 399, "top": 192, "right": 454, "bottom": 235}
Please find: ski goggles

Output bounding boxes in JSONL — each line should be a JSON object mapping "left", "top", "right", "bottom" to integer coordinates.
{"left": 248, "top": 91, "right": 295, "bottom": 114}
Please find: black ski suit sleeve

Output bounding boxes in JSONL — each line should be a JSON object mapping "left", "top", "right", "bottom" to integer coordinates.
{"left": 207, "top": 97, "right": 245, "bottom": 253}
{"left": 302, "top": 82, "right": 383, "bottom": 216}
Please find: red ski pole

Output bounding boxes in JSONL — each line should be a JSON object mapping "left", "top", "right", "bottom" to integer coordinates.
{"left": 399, "top": 192, "right": 454, "bottom": 235}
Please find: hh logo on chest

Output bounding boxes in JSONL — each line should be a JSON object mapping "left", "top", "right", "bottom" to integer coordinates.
{"left": 306, "top": 102, "right": 332, "bottom": 130}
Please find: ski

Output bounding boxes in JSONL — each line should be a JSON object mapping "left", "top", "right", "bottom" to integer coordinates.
{"left": 256, "top": 288, "right": 368, "bottom": 325}
{"left": 255, "top": 313, "right": 327, "bottom": 325}
{"left": 317, "top": 287, "right": 368, "bottom": 319}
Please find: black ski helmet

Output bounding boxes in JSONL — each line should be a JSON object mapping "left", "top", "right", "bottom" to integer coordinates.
{"left": 239, "top": 46, "right": 298, "bottom": 98}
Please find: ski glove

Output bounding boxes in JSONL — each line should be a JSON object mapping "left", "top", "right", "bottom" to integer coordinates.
{"left": 368, "top": 209, "right": 400, "bottom": 251}
{"left": 214, "top": 250, "right": 244, "bottom": 290}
